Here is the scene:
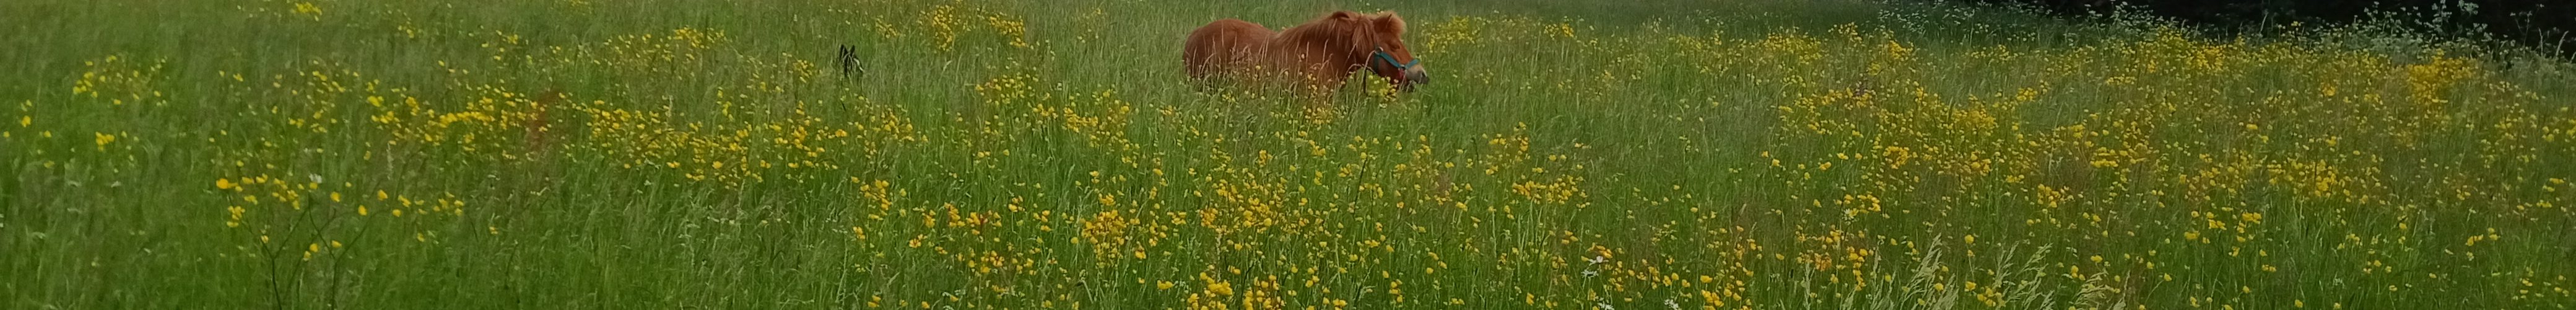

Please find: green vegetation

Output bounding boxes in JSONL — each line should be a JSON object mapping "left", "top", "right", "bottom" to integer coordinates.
{"left": 5, "top": 0, "right": 2572, "bottom": 308}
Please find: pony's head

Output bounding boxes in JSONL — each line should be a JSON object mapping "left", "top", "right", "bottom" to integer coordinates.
{"left": 1333, "top": 11, "right": 1428, "bottom": 92}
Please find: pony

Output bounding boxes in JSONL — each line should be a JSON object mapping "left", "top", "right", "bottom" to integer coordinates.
{"left": 1183, "top": 11, "right": 1428, "bottom": 94}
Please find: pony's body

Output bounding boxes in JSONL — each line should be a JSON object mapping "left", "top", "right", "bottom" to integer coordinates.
{"left": 1183, "top": 11, "right": 1427, "bottom": 95}
{"left": 1183, "top": 19, "right": 1276, "bottom": 81}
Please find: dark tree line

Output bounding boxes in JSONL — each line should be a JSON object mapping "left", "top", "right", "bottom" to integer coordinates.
{"left": 1969, "top": 0, "right": 2572, "bottom": 55}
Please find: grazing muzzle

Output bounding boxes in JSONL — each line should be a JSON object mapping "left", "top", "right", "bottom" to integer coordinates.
{"left": 1372, "top": 46, "right": 1427, "bottom": 91}
{"left": 1403, "top": 67, "right": 1428, "bottom": 89}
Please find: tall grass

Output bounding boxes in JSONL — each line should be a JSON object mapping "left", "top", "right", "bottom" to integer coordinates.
{"left": 4, "top": 0, "right": 2572, "bottom": 309}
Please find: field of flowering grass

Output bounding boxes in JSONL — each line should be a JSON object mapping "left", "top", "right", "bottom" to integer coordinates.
{"left": 6, "top": 0, "right": 2575, "bottom": 309}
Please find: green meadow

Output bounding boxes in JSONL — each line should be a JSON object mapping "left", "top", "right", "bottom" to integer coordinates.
{"left": 5, "top": 0, "right": 2573, "bottom": 308}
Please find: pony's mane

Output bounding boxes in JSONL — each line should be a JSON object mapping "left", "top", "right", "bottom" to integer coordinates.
{"left": 1277, "top": 11, "right": 1405, "bottom": 53}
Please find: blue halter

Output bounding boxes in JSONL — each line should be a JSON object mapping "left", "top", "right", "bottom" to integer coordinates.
{"left": 1371, "top": 46, "right": 1417, "bottom": 71}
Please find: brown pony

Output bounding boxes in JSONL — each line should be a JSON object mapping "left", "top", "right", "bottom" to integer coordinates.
{"left": 1184, "top": 11, "right": 1428, "bottom": 94}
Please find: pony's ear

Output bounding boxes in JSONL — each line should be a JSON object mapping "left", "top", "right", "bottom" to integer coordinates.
{"left": 1373, "top": 11, "right": 1406, "bottom": 34}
